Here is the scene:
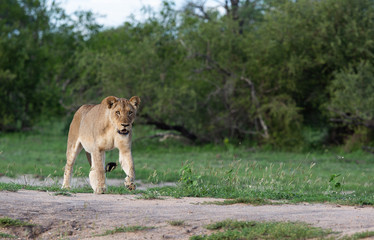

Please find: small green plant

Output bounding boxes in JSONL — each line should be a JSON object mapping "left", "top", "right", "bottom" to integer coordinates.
{"left": 99, "top": 225, "right": 154, "bottom": 236}
{"left": 178, "top": 161, "right": 202, "bottom": 190}
{"left": 175, "top": 161, "right": 212, "bottom": 197}
{"left": 136, "top": 190, "right": 164, "bottom": 200}
{"left": 328, "top": 173, "right": 343, "bottom": 193}
{"left": 53, "top": 191, "right": 72, "bottom": 197}
{"left": 179, "top": 161, "right": 201, "bottom": 187}
{"left": 168, "top": 220, "right": 184, "bottom": 226}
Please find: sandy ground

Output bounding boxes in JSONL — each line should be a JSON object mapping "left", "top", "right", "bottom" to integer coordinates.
{"left": 0, "top": 190, "right": 374, "bottom": 239}
{"left": 0, "top": 176, "right": 374, "bottom": 239}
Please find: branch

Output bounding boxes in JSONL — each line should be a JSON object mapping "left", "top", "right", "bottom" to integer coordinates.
{"left": 142, "top": 114, "right": 198, "bottom": 141}
{"left": 240, "top": 77, "right": 258, "bottom": 106}
{"left": 133, "top": 132, "right": 185, "bottom": 142}
{"left": 241, "top": 76, "right": 269, "bottom": 139}
{"left": 328, "top": 107, "right": 374, "bottom": 128}
{"left": 193, "top": 66, "right": 214, "bottom": 74}
{"left": 224, "top": 0, "right": 230, "bottom": 15}
{"left": 203, "top": 54, "right": 232, "bottom": 77}
{"left": 186, "top": 1, "right": 211, "bottom": 20}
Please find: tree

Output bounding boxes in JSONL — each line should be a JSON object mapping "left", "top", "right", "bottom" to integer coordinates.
{"left": 5, "top": 0, "right": 374, "bottom": 149}
{"left": 0, "top": 0, "right": 101, "bottom": 131}
{"left": 329, "top": 62, "right": 374, "bottom": 129}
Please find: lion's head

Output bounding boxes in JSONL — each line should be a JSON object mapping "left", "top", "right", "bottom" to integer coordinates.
{"left": 102, "top": 96, "right": 141, "bottom": 135}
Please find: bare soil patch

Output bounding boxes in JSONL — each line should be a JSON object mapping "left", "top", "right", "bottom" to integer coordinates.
{"left": 0, "top": 190, "right": 374, "bottom": 239}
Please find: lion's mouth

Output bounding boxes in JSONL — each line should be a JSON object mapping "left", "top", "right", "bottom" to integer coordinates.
{"left": 117, "top": 129, "right": 130, "bottom": 135}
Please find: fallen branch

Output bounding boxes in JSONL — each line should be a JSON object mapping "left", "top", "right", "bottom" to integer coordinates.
{"left": 329, "top": 107, "right": 374, "bottom": 129}
{"left": 142, "top": 114, "right": 198, "bottom": 142}
{"left": 133, "top": 132, "right": 185, "bottom": 142}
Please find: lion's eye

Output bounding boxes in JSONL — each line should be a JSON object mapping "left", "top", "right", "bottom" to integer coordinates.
{"left": 128, "top": 111, "right": 133, "bottom": 116}
{"left": 116, "top": 111, "right": 120, "bottom": 116}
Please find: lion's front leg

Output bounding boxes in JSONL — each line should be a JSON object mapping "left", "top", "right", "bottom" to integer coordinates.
{"left": 119, "top": 150, "right": 136, "bottom": 190}
{"left": 89, "top": 151, "right": 107, "bottom": 194}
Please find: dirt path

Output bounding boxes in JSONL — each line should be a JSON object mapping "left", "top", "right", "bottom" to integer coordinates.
{"left": 0, "top": 190, "right": 373, "bottom": 239}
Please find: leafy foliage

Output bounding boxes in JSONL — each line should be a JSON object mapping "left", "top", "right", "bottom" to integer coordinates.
{"left": 2, "top": 0, "right": 374, "bottom": 148}
{"left": 330, "top": 62, "right": 374, "bottom": 123}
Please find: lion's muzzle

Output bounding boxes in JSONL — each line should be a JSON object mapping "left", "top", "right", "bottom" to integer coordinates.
{"left": 118, "top": 123, "right": 131, "bottom": 135}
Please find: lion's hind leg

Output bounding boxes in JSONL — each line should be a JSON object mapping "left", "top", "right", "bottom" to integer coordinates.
{"left": 86, "top": 151, "right": 92, "bottom": 166}
{"left": 62, "top": 138, "right": 82, "bottom": 189}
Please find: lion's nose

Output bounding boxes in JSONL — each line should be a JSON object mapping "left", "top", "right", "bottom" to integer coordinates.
{"left": 121, "top": 123, "right": 130, "bottom": 128}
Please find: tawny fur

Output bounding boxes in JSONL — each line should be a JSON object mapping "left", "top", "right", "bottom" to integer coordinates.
{"left": 62, "top": 96, "right": 140, "bottom": 194}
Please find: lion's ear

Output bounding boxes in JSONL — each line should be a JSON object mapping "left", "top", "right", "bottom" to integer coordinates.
{"left": 102, "top": 96, "right": 118, "bottom": 109}
{"left": 129, "top": 96, "right": 141, "bottom": 110}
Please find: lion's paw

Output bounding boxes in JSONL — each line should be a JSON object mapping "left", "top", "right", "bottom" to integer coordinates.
{"left": 94, "top": 186, "right": 107, "bottom": 194}
{"left": 125, "top": 182, "right": 136, "bottom": 191}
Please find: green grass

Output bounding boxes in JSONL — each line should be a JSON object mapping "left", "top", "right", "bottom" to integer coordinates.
{"left": 99, "top": 225, "right": 154, "bottom": 236}
{"left": 0, "top": 232, "right": 16, "bottom": 238}
{"left": 168, "top": 220, "right": 185, "bottom": 226}
{"left": 203, "top": 197, "right": 275, "bottom": 206}
{"left": 0, "top": 182, "right": 93, "bottom": 193}
{"left": 0, "top": 217, "right": 34, "bottom": 228}
{"left": 136, "top": 191, "right": 164, "bottom": 200}
{"left": 341, "top": 231, "right": 374, "bottom": 240}
{"left": 0, "top": 121, "right": 374, "bottom": 205}
{"left": 0, "top": 217, "right": 38, "bottom": 239}
{"left": 53, "top": 191, "right": 73, "bottom": 196}
{"left": 191, "top": 219, "right": 331, "bottom": 240}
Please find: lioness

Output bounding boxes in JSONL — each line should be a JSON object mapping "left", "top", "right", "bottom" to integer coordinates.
{"left": 62, "top": 96, "right": 140, "bottom": 194}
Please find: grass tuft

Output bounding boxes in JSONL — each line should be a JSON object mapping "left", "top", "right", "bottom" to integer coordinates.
{"left": 0, "top": 232, "right": 16, "bottom": 238}
{"left": 204, "top": 197, "right": 275, "bottom": 206}
{"left": 168, "top": 220, "right": 185, "bottom": 226}
{"left": 100, "top": 225, "right": 154, "bottom": 236}
{"left": 191, "top": 219, "right": 331, "bottom": 240}
{"left": 205, "top": 219, "right": 257, "bottom": 230}
{"left": 136, "top": 190, "right": 164, "bottom": 200}
{"left": 341, "top": 231, "right": 374, "bottom": 240}
{"left": 53, "top": 191, "right": 73, "bottom": 196}
{"left": 0, "top": 183, "right": 20, "bottom": 192}
{"left": 0, "top": 217, "right": 34, "bottom": 228}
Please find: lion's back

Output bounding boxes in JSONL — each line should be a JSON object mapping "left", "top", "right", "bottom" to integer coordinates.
{"left": 78, "top": 104, "right": 96, "bottom": 118}
{"left": 68, "top": 104, "right": 96, "bottom": 140}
